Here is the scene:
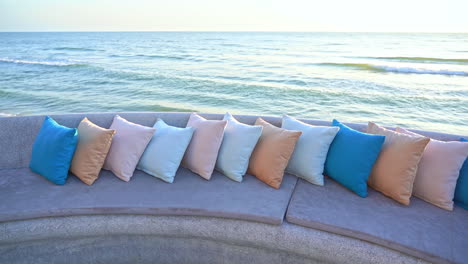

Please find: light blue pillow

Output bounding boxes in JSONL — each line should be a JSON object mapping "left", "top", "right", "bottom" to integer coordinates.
{"left": 29, "top": 116, "right": 78, "bottom": 185}
{"left": 137, "top": 119, "right": 194, "bottom": 183}
{"left": 324, "top": 119, "right": 385, "bottom": 197}
{"left": 282, "top": 115, "right": 339, "bottom": 186}
{"left": 454, "top": 138, "right": 468, "bottom": 210}
{"left": 215, "top": 113, "right": 262, "bottom": 182}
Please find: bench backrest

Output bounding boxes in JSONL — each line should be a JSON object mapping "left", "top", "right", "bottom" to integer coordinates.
{"left": 0, "top": 112, "right": 466, "bottom": 169}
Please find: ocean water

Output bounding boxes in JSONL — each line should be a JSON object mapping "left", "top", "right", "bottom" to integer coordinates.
{"left": 0, "top": 32, "right": 467, "bottom": 134}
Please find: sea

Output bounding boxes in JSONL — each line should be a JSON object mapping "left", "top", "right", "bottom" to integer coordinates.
{"left": 0, "top": 32, "right": 467, "bottom": 134}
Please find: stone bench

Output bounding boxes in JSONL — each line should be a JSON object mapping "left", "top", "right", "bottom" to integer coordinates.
{"left": 0, "top": 112, "right": 466, "bottom": 264}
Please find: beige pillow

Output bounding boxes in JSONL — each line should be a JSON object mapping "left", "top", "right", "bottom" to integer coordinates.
{"left": 366, "top": 122, "right": 430, "bottom": 205}
{"left": 247, "top": 118, "right": 301, "bottom": 189}
{"left": 70, "top": 118, "right": 115, "bottom": 185}
{"left": 396, "top": 127, "right": 468, "bottom": 210}
{"left": 181, "top": 113, "right": 227, "bottom": 180}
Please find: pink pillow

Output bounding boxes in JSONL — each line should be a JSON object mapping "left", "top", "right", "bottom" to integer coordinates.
{"left": 396, "top": 127, "right": 468, "bottom": 210}
{"left": 103, "top": 115, "right": 155, "bottom": 182}
{"left": 181, "top": 113, "right": 227, "bottom": 180}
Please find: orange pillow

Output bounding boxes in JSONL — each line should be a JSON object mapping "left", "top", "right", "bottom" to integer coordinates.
{"left": 71, "top": 118, "right": 115, "bottom": 185}
{"left": 366, "top": 122, "right": 429, "bottom": 205}
{"left": 247, "top": 118, "right": 301, "bottom": 189}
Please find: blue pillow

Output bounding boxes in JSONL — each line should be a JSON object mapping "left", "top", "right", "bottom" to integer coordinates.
{"left": 137, "top": 119, "right": 194, "bottom": 183}
{"left": 215, "top": 113, "right": 263, "bottom": 182}
{"left": 29, "top": 116, "right": 78, "bottom": 185}
{"left": 282, "top": 115, "right": 339, "bottom": 186}
{"left": 324, "top": 119, "right": 385, "bottom": 197}
{"left": 454, "top": 138, "right": 468, "bottom": 209}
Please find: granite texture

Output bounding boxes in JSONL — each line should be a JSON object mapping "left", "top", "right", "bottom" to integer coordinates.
{"left": 0, "top": 112, "right": 465, "bottom": 169}
{"left": 0, "top": 167, "right": 296, "bottom": 225}
{"left": 286, "top": 178, "right": 468, "bottom": 264}
{"left": 0, "top": 215, "right": 428, "bottom": 264}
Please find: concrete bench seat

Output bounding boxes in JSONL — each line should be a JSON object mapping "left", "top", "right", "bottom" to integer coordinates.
{"left": 0, "top": 112, "right": 466, "bottom": 264}
{"left": 286, "top": 178, "right": 468, "bottom": 264}
{"left": 0, "top": 167, "right": 297, "bottom": 225}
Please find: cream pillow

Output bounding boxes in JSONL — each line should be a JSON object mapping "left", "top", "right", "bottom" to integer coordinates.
{"left": 367, "top": 122, "right": 430, "bottom": 205}
{"left": 103, "top": 115, "right": 155, "bottom": 182}
{"left": 396, "top": 127, "right": 468, "bottom": 210}
{"left": 181, "top": 113, "right": 227, "bottom": 180}
{"left": 70, "top": 118, "right": 115, "bottom": 185}
{"left": 248, "top": 118, "right": 301, "bottom": 189}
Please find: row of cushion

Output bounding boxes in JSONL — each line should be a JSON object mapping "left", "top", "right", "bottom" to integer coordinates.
{"left": 29, "top": 114, "right": 468, "bottom": 212}
{"left": 324, "top": 120, "right": 468, "bottom": 211}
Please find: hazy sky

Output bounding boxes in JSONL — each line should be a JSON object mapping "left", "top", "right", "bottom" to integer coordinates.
{"left": 1, "top": 0, "right": 467, "bottom": 32}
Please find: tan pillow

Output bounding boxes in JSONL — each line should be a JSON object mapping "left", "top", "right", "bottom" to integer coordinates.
{"left": 396, "top": 127, "right": 468, "bottom": 210}
{"left": 366, "top": 122, "right": 429, "bottom": 205}
{"left": 70, "top": 118, "right": 115, "bottom": 185}
{"left": 247, "top": 118, "right": 301, "bottom": 189}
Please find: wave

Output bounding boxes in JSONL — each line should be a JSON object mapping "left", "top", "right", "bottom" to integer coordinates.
{"left": 319, "top": 63, "right": 468, "bottom": 76}
{"left": 0, "top": 58, "right": 87, "bottom": 67}
{"left": 220, "top": 43, "right": 244, "bottom": 47}
{"left": 366, "top": 56, "right": 468, "bottom": 64}
{"left": 134, "top": 54, "right": 185, "bottom": 60}
{"left": 50, "top": 47, "right": 100, "bottom": 52}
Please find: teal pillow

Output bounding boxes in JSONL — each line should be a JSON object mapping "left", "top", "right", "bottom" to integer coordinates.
{"left": 29, "top": 116, "right": 78, "bottom": 185}
{"left": 137, "top": 119, "right": 194, "bottom": 183}
{"left": 324, "top": 119, "right": 385, "bottom": 197}
{"left": 454, "top": 138, "right": 468, "bottom": 209}
{"left": 215, "top": 113, "right": 262, "bottom": 182}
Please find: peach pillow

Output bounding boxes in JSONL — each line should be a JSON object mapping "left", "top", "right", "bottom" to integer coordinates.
{"left": 396, "top": 127, "right": 468, "bottom": 210}
{"left": 70, "top": 118, "right": 115, "bottom": 185}
{"left": 103, "top": 115, "right": 155, "bottom": 182}
{"left": 181, "top": 113, "right": 227, "bottom": 180}
{"left": 247, "top": 118, "right": 301, "bottom": 189}
{"left": 367, "top": 122, "right": 430, "bottom": 205}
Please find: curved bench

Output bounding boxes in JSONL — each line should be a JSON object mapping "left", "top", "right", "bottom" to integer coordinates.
{"left": 0, "top": 112, "right": 466, "bottom": 264}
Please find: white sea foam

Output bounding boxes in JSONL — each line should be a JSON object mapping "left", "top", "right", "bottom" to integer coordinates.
{"left": 320, "top": 62, "right": 468, "bottom": 76}
{"left": 372, "top": 65, "right": 468, "bottom": 76}
{"left": 0, "top": 58, "right": 82, "bottom": 66}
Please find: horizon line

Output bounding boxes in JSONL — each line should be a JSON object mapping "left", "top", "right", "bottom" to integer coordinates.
{"left": 1, "top": 30, "right": 468, "bottom": 34}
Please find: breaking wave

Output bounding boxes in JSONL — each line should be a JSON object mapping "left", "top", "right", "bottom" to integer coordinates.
{"left": 0, "top": 58, "right": 87, "bottom": 67}
{"left": 319, "top": 63, "right": 468, "bottom": 76}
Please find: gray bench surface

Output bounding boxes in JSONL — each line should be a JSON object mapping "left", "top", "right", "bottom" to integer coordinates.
{"left": 0, "top": 167, "right": 297, "bottom": 225}
{"left": 286, "top": 178, "right": 468, "bottom": 264}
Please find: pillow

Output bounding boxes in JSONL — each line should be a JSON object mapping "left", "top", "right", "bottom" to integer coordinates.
{"left": 70, "top": 118, "right": 116, "bottom": 185}
{"left": 103, "top": 115, "right": 155, "bottom": 182}
{"left": 137, "top": 119, "right": 194, "bottom": 183}
{"left": 324, "top": 120, "right": 385, "bottom": 197}
{"left": 181, "top": 113, "right": 227, "bottom": 180}
{"left": 247, "top": 118, "right": 301, "bottom": 189}
{"left": 215, "top": 113, "right": 262, "bottom": 182}
{"left": 367, "top": 122, "right": 430, "bottom": 205}
{"left": 396, "top": 128, "right": 468, "bottom": 210}
{"left": 281, "top": 115, "right": 339, "bottom": 186}
{"left": 455, "top": 138, "right": 468, "bottom": 209}
{"left": 29, "top": 116, "right": 78, "bottom": 185}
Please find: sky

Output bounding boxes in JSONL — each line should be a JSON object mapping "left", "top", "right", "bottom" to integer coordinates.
{"left": 1, "top": 0, "right": 467, "bottom": 32}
